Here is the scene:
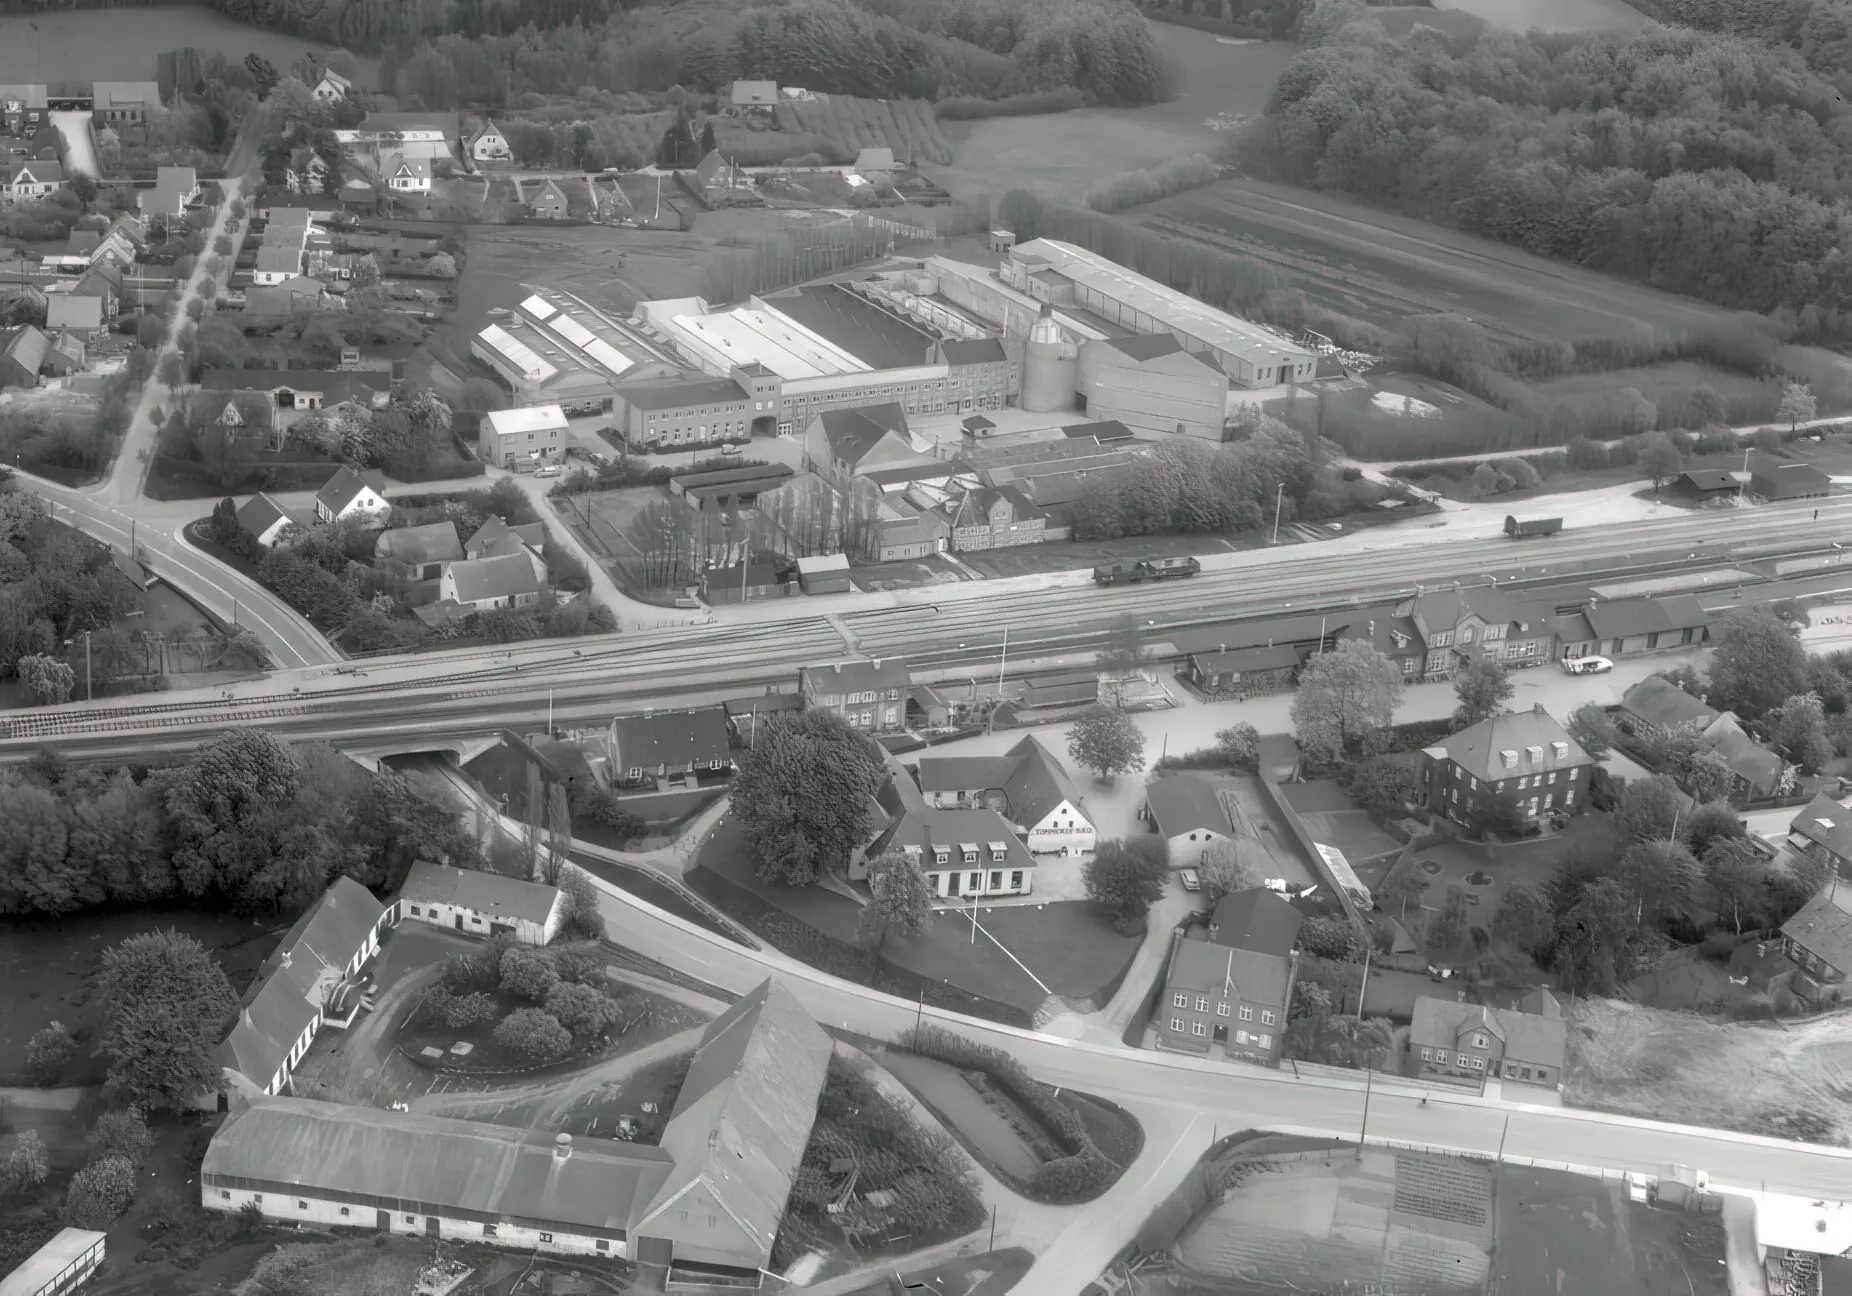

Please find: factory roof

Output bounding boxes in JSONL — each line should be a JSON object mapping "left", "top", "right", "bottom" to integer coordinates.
{"left": 762, "top": 284, "right": 936, "bottom": 370}
{"left": 665, "top": 300, "right": 870, "bottom": 379}
{"left": 475, "top": 323, "right": 557, "bottom": 384}
{"left": 616, "top": 374, "right": 750, "bottom": 412}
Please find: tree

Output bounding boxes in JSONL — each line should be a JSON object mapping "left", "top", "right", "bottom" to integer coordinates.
{"left": 1553, "top": 876, "right": 1635, "bottom": 995}
{"left": 699, "top": 120, "right": 718, "bottom": 154}
{"left": 244, "top": 53, "right": 280, "bottom": 98}
{"left": 730, "top": 710, "right": 887, "bottom": 886}
{"left": 1622, "top": 838, "right": 1701, "bottom": 929}
{"left": 25, "top": 1021, "right": 74, "bottom": 1086}
{"left": 69, "top": 174, "right": 96, "bottom": 210}
{"left": 1451, "top": 657, "right": 1513, "bottom": 728}
{"left": 1709, "top": 607, "right": 1809, "bottom": 720}
{"left": 1298, "top": 915, "right": 1363, "bottom": 960}
{"left": 1066, "top": 706, "right": 1145, "bottom": 781}
{"left": 1616, "top": 774, "right": 1685, "bottom": 844}
{"left": 543, "top": 782, "right": 571, "bottom": 885}
{"left": 1291, "top": 640, "right": 1404, "bottom": 767}
{"left": 1639, "top": 433, "right": 1683, "bottom": 489}
{"left": 557, "top": 868, "right": 606, "bottom": 942}
{"left": 545, "top": 980, "right": 621, "bottom": 1040}
{"left": 63, "top": 1155, "right": 137, "bottom": 1228}
{"left": 1427, "top": 884, "right": 1469, "bottom": 951}
{"left": 856, "top": 850, "right": 932, "bottom": 950}
{"left": 1684, "top": 798, "right": 1745, "bottom": 858}
{"left": 1198, "top": 837, "right": 1261, "bottom": 903}
{"left": 500, "top": 945, "right": 559, "bottom": 1002}
{"left": 1490, "top": 882, "right": 1553, "bottom": 957}
{"left": 17, "top": 654, "right": 75, "bottom": 706}
{"left": 88, "top": 1108, "right": 152, "bottom": 1169}
{"left": 161, "top": 728, "right": 304, "bottom": 903}
{"left": 1705, "top": 837, "right": 1771, "bottom": 934}
{"left": 1376, "top": 866, "right": 1424, "bottom": 925}
{"left": 1338, "top": 754, "right": 1418, "bottom": 815}
{"left": 1778, "top": 379, "right": 1817, "bottom": 431}
{"left": 427, "top": 251, "right": 458, "bottom": 278}
{"left": 426, "top": 988, "right": 496, "bottom": 1028}
{"left": 493, "top": 1007, "right": 572, "bottom": 1063}
{"left": 96, "top": 929, "right": 236, "bottom": 1109}
{"left": 1084, "top": 837, "right": 1169, "bottom": 930}
{"left": 1215, "top": 723, "right": 1260, "bottom": 771}
{"left": 1566, "top": 703, "right": 1614, "bottom": 761}
{"left": 1770, "top": 692, "right": 1834, "bottom": 770}
{"left": 0, "top": 1129, "right": 48, "bottom": 1195}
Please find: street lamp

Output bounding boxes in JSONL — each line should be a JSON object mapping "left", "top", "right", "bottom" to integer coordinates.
{"left": 63, "top": 631, "right": 92, "bottom": 702}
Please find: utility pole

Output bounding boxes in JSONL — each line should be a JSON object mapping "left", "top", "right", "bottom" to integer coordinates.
{"left": 1356, "top": 940, "right": 1371, "bottom": 1022}
{"left": 1271, "top": 481, "right": 1284, "bottom": 544}
{"left": 83, "top": 631, "right": 91, "bottom": 701}
{"left": 1359, "top": 1064, "right": 1373, "bottom": 1150}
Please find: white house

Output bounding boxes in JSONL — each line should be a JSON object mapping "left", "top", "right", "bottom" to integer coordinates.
{"left": 3, "top": 159, "right": 63, "bottom": 202}
{"left": 313, "top": 465, "right": 390, "bottom": 524}
{"left": 439, "top": 551, "right": 546, "bottom": 612}
{"left": 235, "top": 492, "right": 296, "bottom": 547}
{"left": 913, "top": 735, "right": 1093, "bottom": 856}
{"left": 396, "top": 859, "right": 565, "bottom": 945}
{"left": 202, "top": 877, "right": 387, "bottom": 1110}
{"left": 470, "top": 120, "right": 511, "bottom": 163}
{"left": 311, "top": 68, "right": 352, "bottom": 102}
{"left": 383, "top": 152, "right": 432, "bottom": 193}
{"left": 1143, "top": 772, "right": 1233, "bottom": 868}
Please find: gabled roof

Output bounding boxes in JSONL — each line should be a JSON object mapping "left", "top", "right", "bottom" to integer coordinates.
{"left": 914, "top": 755, "right": 1018, "bottom": 794}
{"left": 449, "top": 551, "right": 546, "bottom": 604}
{"left": 188, "top": 388, "right": 274, "bottom": 431}
{"left": 638, "top": 979, "right": 831, "bottom": 1270}
{"left": 1410, "top": 995, "right": 1567, "bottom": 1071}
{"left": 6, "top": 159, "right": 62, "bottom": 185}
{"left": 814, "top": 403, "right": 911, "bottom": 469}
{"left": 611, "top": 706, "right": 731, "bottom": 771}
{"left": 400, "top": 860, "right": 561, "bottom": 927}
{"left": 801, "top": 657, "right": 910, "bottom": 695}
{"left": 854, "top": 146, "right": 896, "bottom": 172}
{"left": 1145, "top": 773, "right": 1231, "bottom": 840}
{"left": 1790, "top": 793, "right": 1852, "bottom": 862}
{"left": 216, "top": 877, "right": 385, "bottom": 1088}
{"left": 1703, "top": 714, "right": 1783, "bottom": 792}
{"left": 940, "top": 338, "right": 1007, "bottom": 365}
{"left": 373, "top": 520, "right": 462, "bottom": 567}
{"left": 1584, "top": 595, "right": 1710, "bottom": 640}
{"left": 1750, "top": 454, "right": 1832, "bottom": 498}
{"left": 65, "top": 230, "right": 100, "bottom": 256}
{"left": 532, "top": 177, "right": 568, "bottom": 205}
{"left": 466, "top": 514, "right": 547, "bottom": 559}
{"left": 1401, "top": 585, "right": 1513, "bottom": 637}
{"left": 1001, "top": 735, "right": 1085, "bottom": 827}
{"left": 255, "top": 247, "right": 303, "bottom": 274}
{"left": 1677, "top": 468, "right": 1737, "bottom": 491}
{"left": 1619, "top": 676, "right": 1717, "bottom": 731}
{"left": 44, "top": 295, "right": 102, "bottom": 331}
{"left": 315, "top": 464, "right": 388, "bottom": 513}
{"left": 359, "top": 110, "right": 461, "bottom": 141}
{"left": 235, "top": 492, "right": 292, "bottom": 540}
{"left": 1427, "top": 706, "right": 1588, "bottom": 783}
{"left": 1166, "top": 935, "right": 1292, "bottom": 1006}
{"left": 3, "top": 323, "right": 50, "bottom": 375}
{"left": 1189, "top": 643, "right": 1301, "bottom": 674}
{"left": 873, "top": 806, "right": 1037, "bottom": 872}
{"left": 616, "top": 374, "right": 750, "bottom": 411}
{"left": 204, "top": 1097, "right": 673, "bottom": 1236}
{"left": 730, "top": 80, "right": 779, "bottom": 107}
{"left": 1782, "top": 879, "right": 1852, "bottom": 973}
{"left": 1207, "top": 887, "right": 1304, "bottom": 958}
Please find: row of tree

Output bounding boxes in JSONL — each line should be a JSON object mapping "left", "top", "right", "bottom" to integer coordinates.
{"left": 1237, "top": 0, "right": 1852, "bottom": 319}
{"left": 1068, "top": 421, "right": 1319, "bottom": 542}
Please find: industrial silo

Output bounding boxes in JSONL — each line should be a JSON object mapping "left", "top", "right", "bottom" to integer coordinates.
{"left": 1020, "top": 302, "right": 1077, "bottom": 412}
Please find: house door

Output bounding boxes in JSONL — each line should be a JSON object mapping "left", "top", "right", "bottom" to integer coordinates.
{"left": 376, "top": 1209, "right": 390, "bottom": 1231}
{"left": 635, "top": 1237, "right": 673, "bottom": 1267}
{"left": 454, "top": 913, "right": 464, "bottom": 931}
{"left": 425, "top": 1216, "right": 439, "bottom": 1238}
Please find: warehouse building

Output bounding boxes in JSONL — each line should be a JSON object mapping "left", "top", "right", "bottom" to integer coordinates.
{"left": 1078, "top": 333, "right": 1230, "bottom": 439}
{"left": 472, "top": 291, "right": 678, "bottom": 414}
{"left": 200, "top": 978, "right": 831, "bottom": 1281}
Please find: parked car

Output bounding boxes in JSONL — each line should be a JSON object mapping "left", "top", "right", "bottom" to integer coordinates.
{"left": 534, "top": 463, "right": 562, "bottom": 478}
{"left": 1178, "top": 868, "right": 1201, "bottom": 892}
{"left": 1561, "top": 656, "right": 1613, "bottom": 675}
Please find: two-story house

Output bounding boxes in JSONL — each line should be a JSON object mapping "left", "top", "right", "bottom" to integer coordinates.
{"left": 607, "top": 706, "right": 733, "bottom": 787}
{"left": 1408, "top": 988, "right": 1567, "bottom": 1095}
{"left": 311, "top": 68, "right": 352, "bottom": 102}
{"left": 799, "top": 658, "right": 910, "bottom": 734}
{"left": 913, "top": 736, "right": 1094, "bottom": 856}
{"left": 803, "top": 404, "right": 921, "bottom": 489}
{"left": 465, "top": 515, "right": 549, "bottom": 582}
{"left": 874, "top": 806, "right": 1036, "bottom": 899}
{"left": 3, "top": 158, "right": 62, "bottom": 202}
{"left": 1155, "top": 888, "right": 1301, "bottom": 1067}
{"left": 1396, "top": 586, "right": 1514, "bottom": 680}
{"left": 1787, "top": 794, "right": 1852, "bottom": 877}
{"left": 382, "top": 152, "right": 432, "bottom": 193}
{"left": 469, "top": 120, "right": 512, "bottom": 163}
{"left": 949, "top": 485, "right": 1046, "bottom": 551}
{"left": 1780, "top": 877, "right": 1852, "bottom": 1005}
{"left": 1418, "top": 705, "right": 1592, "bottom": 833}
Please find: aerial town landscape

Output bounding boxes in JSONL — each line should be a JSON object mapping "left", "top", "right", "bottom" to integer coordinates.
{"left": 7, "top": 0, "right": 1852, "bottom": 1292}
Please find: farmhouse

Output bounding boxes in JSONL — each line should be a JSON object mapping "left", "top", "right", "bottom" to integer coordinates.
{"left": 1408, "top": 988, "right": 1566, "bottom": 1095}
{"left": 914, "top": 736, "right": 1093, "bottom": 855}
{"left": 607, "top": 706, "right": 733, "bottom": 786}
{"left": 373, "top": 520, "right": 463, "bottom": 579}
{"left": 313, "top": 465, "right": 390, "bottom": 523}
{"left": 205, "top": 877, "right": 388, "bottom": 1109}
{"left": 383, "top": 153, "right": 432, "bottom": 193}
{"left": 1155, "top": 887, "right": 1300, "bottom": 1066}
{"left": 469, "top": 119, "right": 511, "bottom": 162}
{"left": 2, "top": 159, "right": 62, "bottom": 202}
{"left": 235, "top": 493, "right": 296, "bottom": 547}
{"left": 1418, "top": 706, "right": 1591, "bottom": 833}
{"left": 311, "top": 68, "right": 352, "bottom": 102}
{"left": 1142, "top": 773, "right": 1234, "bottom": 868}
{"left": 872, "top": 806, "right": 1037, "bottom": 899}
{"left": 1671, "top": 468, "right": 1739, "bottom": 504}
{"left": 439, "top": 552, "right": 547, "bottom": 612}
{"left": 1781, "top": 878, "right": 1852, "bottom": 1004}
{"left": 397, "top": 859, "right": 565, "bottom": 945}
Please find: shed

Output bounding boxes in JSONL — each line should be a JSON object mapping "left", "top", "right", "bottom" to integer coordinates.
{"left": 1751, "top": 455, "right": 1832, "bottom": 501}
{"left": 795, "top": 552, "right": 852, "bottom": 595}
{"left": 398, "top": 859, "right": 566, "bottom": 945}
{"left": 1671, "top": 468, "right": 1739, "bottom": 503}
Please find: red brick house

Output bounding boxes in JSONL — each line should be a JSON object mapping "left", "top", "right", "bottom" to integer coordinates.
{"left": 1153, "top": 888, "right": 1301, "bottom": 1067}
{"left": 1419, "top": 705, "right": 1592, "bottom": 833}
{"left": 1408, "top": 988, "right": 1567, "bottom": 1095}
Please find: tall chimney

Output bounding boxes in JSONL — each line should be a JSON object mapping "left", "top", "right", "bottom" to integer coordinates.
{"left": 554, "top": 1132, "right": 572, "bottom": 1164}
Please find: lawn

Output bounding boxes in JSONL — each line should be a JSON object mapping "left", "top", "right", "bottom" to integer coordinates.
{"left": 1567, "top": 998, "right": 1852, "bottom": 1145}
{"left": 1268, "top": 372, "right": 1530, "bottom": 461}
{"left": 0, "top": 908, "right": 277, "bottom": 1086}
{"left": 880, "top": 1050, "right": 1042, "bottom": 1181}
{"left": 0, "top": 6, "right": 380, "bottom": 83}
{"left": 1279, "top": 779, "right": 1402, "bottom": 866}
{"left": 689, "top": 817, "right": 1142, "bottom": 1014}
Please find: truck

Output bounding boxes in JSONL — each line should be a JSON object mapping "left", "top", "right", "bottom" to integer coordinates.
{"left": 1504, "top": 514, "right": 1564, "bottom": 538}
{"left": 1093, "top": 556, "right": 1203, "bottom": 586}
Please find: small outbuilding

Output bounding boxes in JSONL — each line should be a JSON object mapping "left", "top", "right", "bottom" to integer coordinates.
{"left": 396, "top": 859, "right": 566, "bottom": 945}
{"left": 795, "top": 552, "right": 852, "bottom": 595}
{"left": 1751, "top": 454, "right": 1832, "bottom": 501}
{"left": 1670, "top": 468, "right": 1739, "bottom": 504}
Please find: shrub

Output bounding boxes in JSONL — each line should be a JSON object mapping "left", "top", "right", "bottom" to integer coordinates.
{"left": 499, "top": 945, "right": 560, "bottom": 1002}
{"left": 558, "top": 868, "right": 608, "bottom": 943}
{"left": 63, "top": 1155, "right": 137, "bottom": 1228}
{"left": 25, "top": 1021, "right": 75, "bottom": 1086}
{"left": 493, "top": 1008, "right": 572, "bottom": 1063}
{"left": 546, "top": 980, "right": 622, "bottom": 1040}
{"left": 439, "top": 943, "right": 505, "bottom": 995}
{"left": 88, "top": 1109, "right": 153, "bottom": 1170}
{"left": 1029, "top": 1145, "right": 1120, "bottom": 1203}
{"left": 550, "top": 944, "right": 607, "bottom": 987}
{"left": 934, "top": 87, "right": 1084, "bottom": 119}
{"left": 1081, "top": 154, "right": 1220, "bottom": 213}
{"left": 0, "top": 1130, "right": 49, "bottom": 1195}
{"left": 426, "top": 987, "right": 497, "bottom": 1029}
{"left": 1297, "top": 915, "right": 1364, "bottom": 961}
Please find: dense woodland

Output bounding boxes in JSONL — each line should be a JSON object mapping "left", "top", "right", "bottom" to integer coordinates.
{"left": 1238, "top": 0, "right": 1852, "bottom": 323}
{"left": 0, "top": 730, "right": 481, "bottom": 917}
{"left": 1626, "top": 0, "right": 1852, "bottom": 80}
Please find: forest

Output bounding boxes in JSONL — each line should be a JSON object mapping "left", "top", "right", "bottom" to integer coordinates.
{"left": 1625, "top": 0, "right": 1852, "bottom": 80}
{"left": 1236, "top": 0, "right": 1852, "bottom": 322}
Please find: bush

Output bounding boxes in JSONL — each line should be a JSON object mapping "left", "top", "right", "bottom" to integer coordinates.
{"left": 545, "top": 980, "right": 622, "bottom": 1040}
{"left": 439, "top": 942, "right": 506, "bottom": 995}
{"left": 1029, "top": 1145, "right": 1120, "bottom": 1202}
{"left": 499, "top": 945, "right": 560, "bottom": 1002}
{"left": 425, "top": 987, "right": 497, "bottom": 1029}
{"left": 493, "top": 1007, "right": 572, "bottom": 1063}
{"left": 25, "top": 1021, "right": 75, "bottom": 1086}
{"left": 1297, "top": 915, "right": 1364, "bottom": 961}
{"left": 88, "top": 1109, "right": 153, "bottom": 1170}
{"left": 933, "top": 87, "right": 1085, "bottom": 119}
{"left": 63, "top": 1155, "right": 138, "bottom": 1229}
{"left": 0, "top": 1130, "right": 49, "bottom": 1195}
{"left": 1081, "top": 154, "right": 1220, "bottom": 214}
{"left": 557, "top": 869, "right": 607, "bottom": 943}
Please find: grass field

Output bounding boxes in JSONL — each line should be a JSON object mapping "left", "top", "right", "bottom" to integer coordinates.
{"left": 1433, "top": 0, "right": 1647, "bottom": 31}
{"left": 0, "top": 6, "right": 377, "bottom": 84}
{"left": 1567, "top": 998, "right": 1852, "bottom": 1145}
{"left": 926, "top": 25, "right": 1296, "bottom": 205}
{"left": 1532, "top": 361, "right": 1783, "bottom": 427}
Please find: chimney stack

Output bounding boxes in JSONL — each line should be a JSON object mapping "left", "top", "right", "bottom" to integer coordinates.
{"left": 554, "top": 1132, "right": 573, "bottom": 1164}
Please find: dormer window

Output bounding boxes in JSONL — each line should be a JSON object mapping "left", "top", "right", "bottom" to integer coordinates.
{"left": 989, "top": 842, "right": 1007, "bottom": 862}
{"left": 933, "top": 846, "right": 950, "bottom": 866}
{"left": 1527, "top": 745, "right": 1545, "bottom": 763}
{"left": 903, "top": 844, "right": 923, "bottom": 860}
{"left": 1500, "top": 750, "right": 1518, "bottom": 769}
{"left": 1472, "top": 1032, "right": 1488, "bottom": 1050}
{"left": 1459, "top": 626, "right": 1474, "bottom": 644}
{"left": 1432, "top": 632, "right": 1451, "bottom": 647}
{"left": 1551, "top": 741, "right": 1569, "bottom": 760}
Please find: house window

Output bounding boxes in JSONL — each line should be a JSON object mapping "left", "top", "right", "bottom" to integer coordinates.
{"left": 1195, "top": 996, "right": 1209, "bottom": 1012}
{"left": 1258, "top": 1034, "right": 1271, "bottom": 1049}
{"left": 222, "top": 1190, "right": 232, "bottom": 1200}
{"left": 1472, "top": 1057, "right": 1485, "bottom": 1070}
{"left": 540, "top": 1233, "right": 553, "bottom": 1243}
{"left": 597, "top": 1241, "right": 610, "bottom": 1253}
{"left": 1235, "top": 1030, "right": 1248, "bottom": 1045}
{"left": 1216, "top": 1001, "right": 1230, "bottom": 1017}
{"left": 484, "top": 1224, "right": 497, "bottom": 1237}
{"left": 1520, "top": 1067, "right": 1532, "bottom": 1080}
{"left": 1472, "top": 1033, "right": 1487, "bottom": 1049}
{"left": 299, "top": 1201, "right": 308, "bottom": 1210}
{"left": 1173, "top": 992, "right": 1187, "bottom": 1008}
{"left": 1565, "top": 789, "right": 1575, "bottom": 806}
{"left": 1010, "top": 870, "right": 1024, "bottom": 889}
{"left": 340, "top": 1207, "right": 350, "bottom": 1217}
{"left": 1192, "top": 1021, "right": 1207, "bottom": 1037}
{"left": 989, "top": 870, "right": 1003, "bottom": 890}
{"left": 1547, "top": 771, "right": 1557, "bottom": 784}
{"left": 1456, "top": 1054, "right": 1469, "bottom": 1067}
{"left": 1239, "top": 1006, "right": 1253, "bottom": 1021}
{"left": 1536, "top": 1068, "right": 1548, "bottom": 1081}
{"left": 1169, "top": 1016, "right": 1185, "bottom": 1032}
{"left": 405, "top": 1215, "right": 416, "bottom": 1224}
{"left": 1260, "top": 1010, "right": 1275, "bottom": 1026}
{"left": 1420, "top": 1047, "right": 1432, "bottom": 1061}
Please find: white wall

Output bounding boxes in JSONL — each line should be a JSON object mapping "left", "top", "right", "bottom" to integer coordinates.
{"left": 1167, "top": 828, "right": 1228, "bottom": 869}
{"left": 1025, "top": 801, "right": 1095, "bottom": 856}
{"left": 203, "top": 1186, "right": 628, "bottom": 1258}
{"left": 402, "top": 901, "right": 550, "bottom": 946}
